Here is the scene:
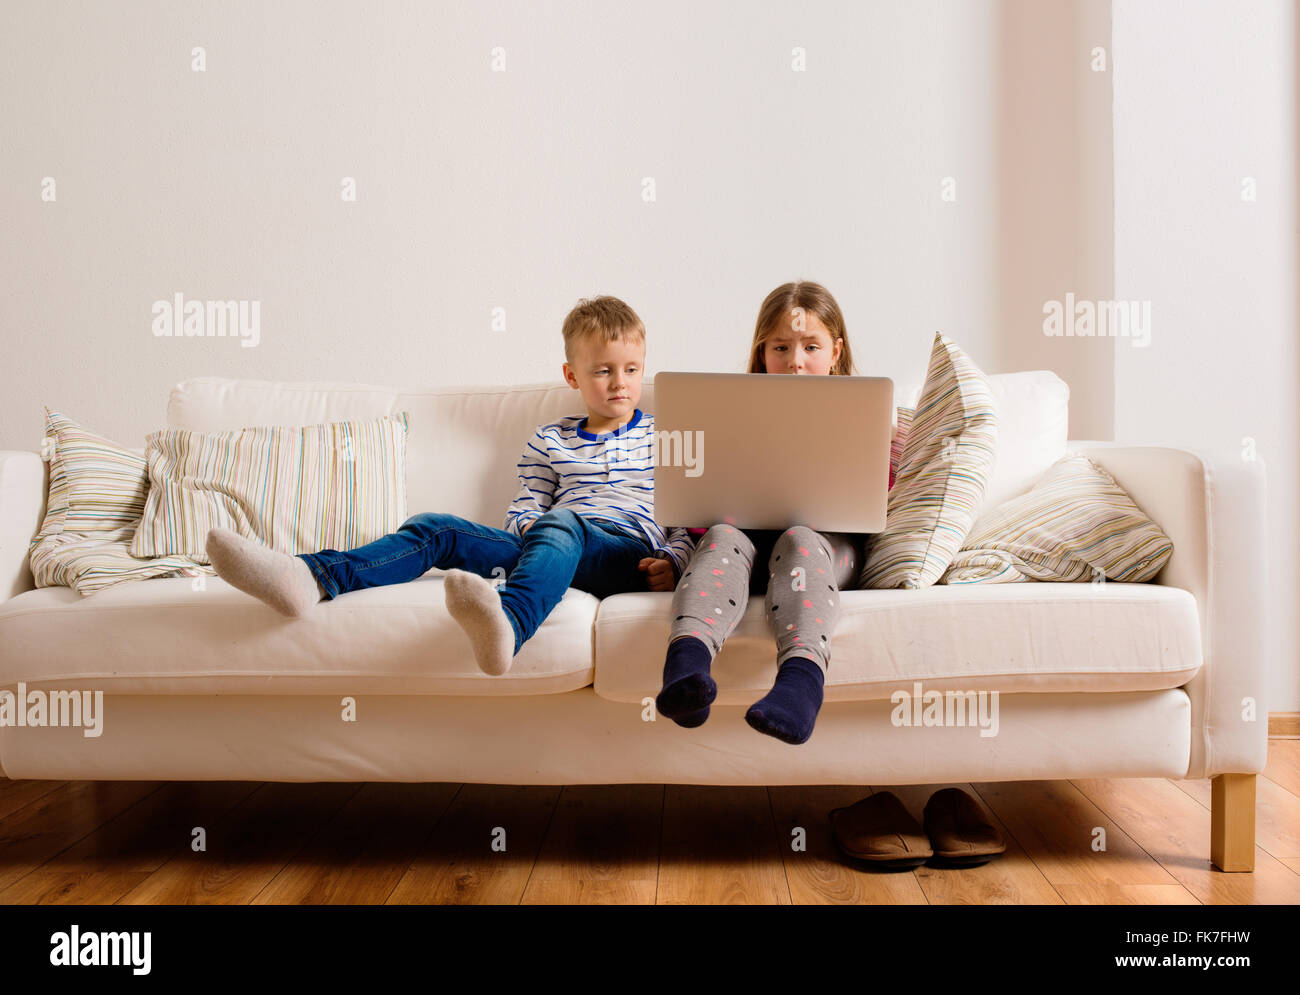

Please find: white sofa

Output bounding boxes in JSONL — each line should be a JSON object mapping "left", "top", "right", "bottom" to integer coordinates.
{"left": 0, "top": 374, "right": 1270, "bottom": 871}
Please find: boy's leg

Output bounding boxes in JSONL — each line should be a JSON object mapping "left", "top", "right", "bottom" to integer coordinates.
{"left": 299, "top": 512, "right": 522, "bottom": 600}
{"left": 747, "top": 526, "right": 854, "bottom": 745}
{"left": 655, "top": 525, "right": 759, "bottom": 726}
{"left": 206, "top": 526, "right": 325, "bottom": 617}
{"left": 444, "top": 510, "right": 651, "bottom": 677}
{"left": 567, "top": 518, "right": 660, "bottom": 599}
{"left": 492, "top": 508, "right": 647, "bottom": 650}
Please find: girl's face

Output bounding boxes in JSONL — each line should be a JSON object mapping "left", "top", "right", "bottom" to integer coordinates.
{"left": 760, "top": 310, "right": 842, "bottom": 375}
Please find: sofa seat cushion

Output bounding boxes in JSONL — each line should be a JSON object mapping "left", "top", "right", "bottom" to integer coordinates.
{"left": 0, "top": 576, "right": 597, "bottom": 695}
{"left": 593, "top": 583, "right": 1202, "bottom": 704}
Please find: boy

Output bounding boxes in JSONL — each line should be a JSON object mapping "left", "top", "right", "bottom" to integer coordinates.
{"left": 206, "top": 295, "right": 695, "bottom": 676}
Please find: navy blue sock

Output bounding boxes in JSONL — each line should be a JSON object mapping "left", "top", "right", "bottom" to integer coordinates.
{"left": 745, "top": 657, "right": 825, "bottom": 745}
{"left": 656, "top": 636, "right": 717, "bottom": 726}
{"left": 667, "top": 705, "right": 710, "bottom": 728}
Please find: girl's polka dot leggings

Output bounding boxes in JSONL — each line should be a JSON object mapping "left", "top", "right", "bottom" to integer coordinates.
{"left": 667, "top": 523, "right": 863, "bottom": 676}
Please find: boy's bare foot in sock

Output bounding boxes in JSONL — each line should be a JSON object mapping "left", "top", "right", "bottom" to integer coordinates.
{"left": 205, "top": 527, "right": 324, "bottom": 617}
{"left": 444, "top": 568, "right": 516, "bottom": 676}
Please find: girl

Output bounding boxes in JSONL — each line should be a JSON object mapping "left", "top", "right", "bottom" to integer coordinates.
{"left": 654, "top": 281, "right": 894, "bottom": 745}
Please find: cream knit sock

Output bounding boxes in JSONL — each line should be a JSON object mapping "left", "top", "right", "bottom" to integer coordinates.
{"left": 443, "top": 568, "right": 516, "bottom": 676}
{"left": 205, "top": 527, "right": 324, "bottom": 617}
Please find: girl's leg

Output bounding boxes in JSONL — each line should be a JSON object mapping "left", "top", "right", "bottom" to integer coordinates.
{"left": 655, "top": 525, "right": 756, "bottom": 727}
{"left": 746, "top": 527, "right": 860, "bottom": 744}
{"left": 766, "top": 528, "right": 859, "bottom": 672}
{"left": 827, "top": 531, "right": 864, "bottom": 588}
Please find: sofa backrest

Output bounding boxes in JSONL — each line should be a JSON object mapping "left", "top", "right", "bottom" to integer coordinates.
{"left": 167, "top": 372, "right": 1069, "bottom": 528}
{"left": 168, "top": 378, "right": 639, "bottom": 527}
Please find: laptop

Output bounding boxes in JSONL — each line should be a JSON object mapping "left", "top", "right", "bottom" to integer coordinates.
{"left": 651, "top": 372, "right": 894, "bottom": 533}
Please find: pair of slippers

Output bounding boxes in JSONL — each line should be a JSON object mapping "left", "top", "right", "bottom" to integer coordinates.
{"left": 829, "top": 788, "right": 1006, "bottom": 870}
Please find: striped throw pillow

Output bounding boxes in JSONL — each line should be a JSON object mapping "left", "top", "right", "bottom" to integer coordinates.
{"left": 32, "top": 412, "right": 72, "bottom": 544}
{"left": 31, "top": 527, "right": 212, "bottom": 595}
{"left": 30, "top": 408, "right": 211, "bottom": 595}
{"left": 890, "top": 406, "right": 913, "bottom": 491}
{"left": 39, "top": 407, "right": 150, "bottom": 532}
{"left": 130, "top": 413, "right": 411, "bottom": 562}
{"left": 938, "top": 453, "right": 1174, "bottom": 584}
{"left": 858, "top": 333, "right": 998, "bottom": 589}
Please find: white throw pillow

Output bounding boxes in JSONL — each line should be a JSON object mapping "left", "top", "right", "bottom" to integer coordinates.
{"left": 897, "top": 371, "right": 1069, "bottom": 524}
{"left": 977, "top": 371, "right": 1070, "bottom": 516}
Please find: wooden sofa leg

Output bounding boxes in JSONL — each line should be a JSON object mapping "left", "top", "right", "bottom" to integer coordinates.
{"left": 1210, "top": 773, "right": 1256, "bottom": 872}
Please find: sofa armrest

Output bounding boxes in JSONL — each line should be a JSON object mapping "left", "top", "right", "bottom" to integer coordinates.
{"left": 1066, "top": 441, "right": 1268, "bottom": 779}
{"left": 0, "top": 451, "right": 46, "bottom": 603}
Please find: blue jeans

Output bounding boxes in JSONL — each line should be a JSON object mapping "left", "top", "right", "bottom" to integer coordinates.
{"left": 297, "top": 508, "right": 655, "bottom": 653}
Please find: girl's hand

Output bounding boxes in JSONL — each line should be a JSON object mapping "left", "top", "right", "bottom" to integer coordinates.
{"left": 638, "top": 556, "right": 677, "bottom": 592}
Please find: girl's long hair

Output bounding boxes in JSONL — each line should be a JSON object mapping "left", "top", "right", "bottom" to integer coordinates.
{"left": 746, "top": 281, "right": 856, "bottom": 376}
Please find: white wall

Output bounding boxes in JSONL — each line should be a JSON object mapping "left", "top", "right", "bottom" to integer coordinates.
{"left": 1113, "top": 0, "right": 1298, "bottom": 711}
{"left": 995, "top": 0, "right": 1115, "bottom": 437}
{"left": 1, "top": 0, "right": 1108, "bottom": 448}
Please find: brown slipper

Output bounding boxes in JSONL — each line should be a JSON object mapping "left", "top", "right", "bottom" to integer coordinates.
{"left": 922, "top": 788, "right": 1006, "bottom": 865}
{"left": 829, "top": 791, "right": 933, "bottom": 869}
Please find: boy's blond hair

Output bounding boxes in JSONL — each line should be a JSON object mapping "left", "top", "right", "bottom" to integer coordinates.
{"left": 562, "top": 296, "right": 646, "bottom": 363}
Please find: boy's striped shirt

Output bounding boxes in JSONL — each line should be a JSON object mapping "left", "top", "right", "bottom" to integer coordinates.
{"left": 504, "top": 408, "right": 696, "bottom": 574}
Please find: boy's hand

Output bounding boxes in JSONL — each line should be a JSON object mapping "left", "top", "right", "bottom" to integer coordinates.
{"left": 638, "top": 555, "right": 677, "bottom": 592}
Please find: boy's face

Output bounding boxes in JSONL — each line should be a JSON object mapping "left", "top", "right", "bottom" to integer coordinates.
{"left": 762, "top": 310, "right": 842, "bottom": 375}
{"left": 562, "top": 334, "right": 645, "bottom": 427}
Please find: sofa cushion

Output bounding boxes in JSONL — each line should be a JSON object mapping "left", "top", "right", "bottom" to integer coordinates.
{"left": 594, "top": 583, "right": 1202, "bottom": 705}
{"left": 0, "top": 575, "right": 597, "bottom": 695}
{"left": 976, "top": 371, "right": 1069, "bottom": 514}
{"left": 895, "top": 371, "right": 1070, "bottom": 523}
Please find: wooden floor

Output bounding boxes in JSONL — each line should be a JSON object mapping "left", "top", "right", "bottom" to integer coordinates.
{"left": 1, "top": 739, "right": 1298, "bottom": 904}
